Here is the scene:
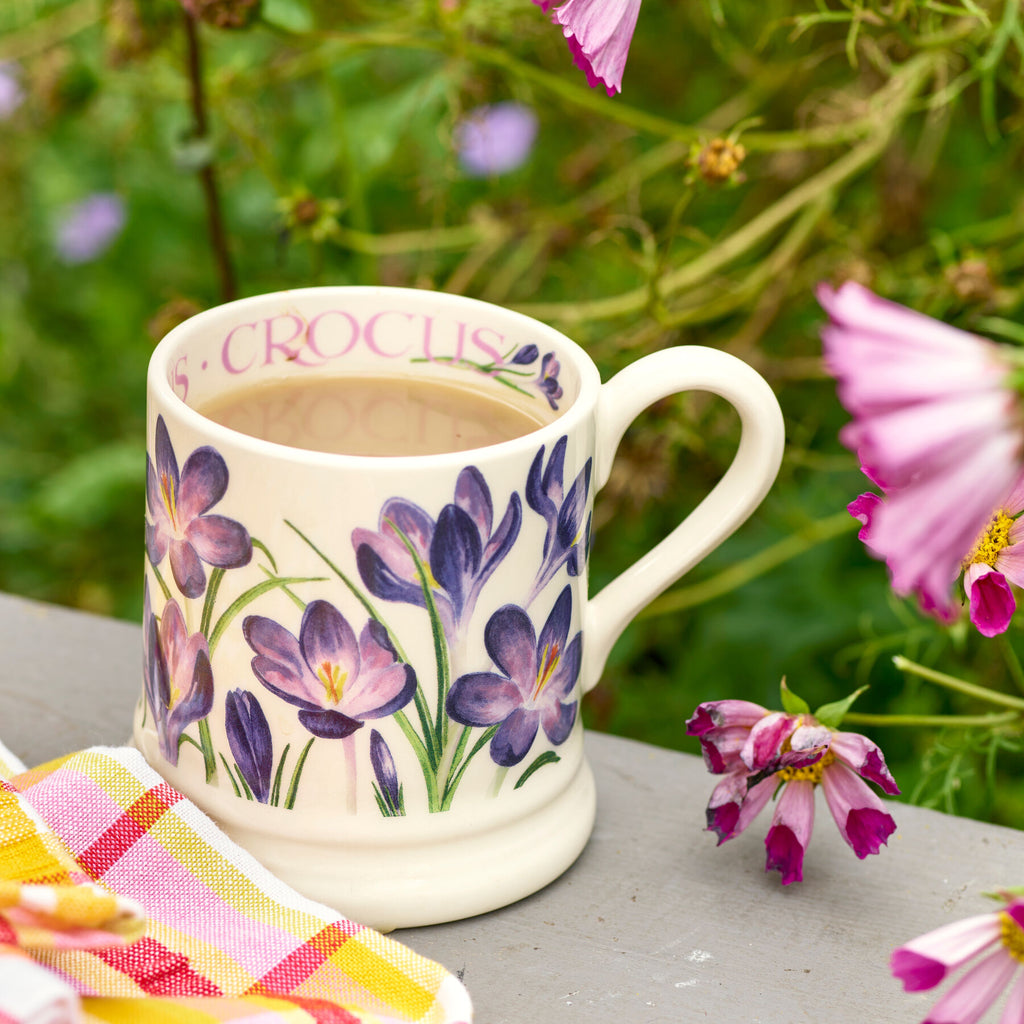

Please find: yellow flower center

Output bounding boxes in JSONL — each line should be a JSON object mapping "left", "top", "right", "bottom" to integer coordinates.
{"left": 533, "top": 642, "right": 561, "bottom": 700}
{"left": 776, "top": 750, "right": 835, "bottom": 784}
{"left": 317, "top": 661, "right": 347, "bottom": 705}
{"left": 1001, "top": 912, "right": 1024, "bottom": 964}
{"left": 965, "top": 511, "right": 1014, "bottom": 568}
{"left": 160, "top": 472, "right": 179, "bottom": 531}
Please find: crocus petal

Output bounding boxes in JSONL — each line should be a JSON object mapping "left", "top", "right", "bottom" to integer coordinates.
{"left": 353, "top": 535, "right": 426, "bottom": 608}
{"left": 967, "top": 565, "right": 1016, "bottom": 637}
{"left": 169, "top": 538, "right": 206, "bottom": 599}
{"left": 370, "top": 730, "right": 401, "bottom": 810}
{"left": 538, "top": 586, "right": 572, "bottom": 655}
{"left": 165, "top": 647, "right": 213, "bottom": 765}
{"left": 177, "top": 447, "right": 229, "bottom": 521}
{"left": 454, "top": 466, "right": 493, "bottom": 539}
{"left": 686, "top": 700, "right": 768, "bottom": 736}
{"left": 552, "top": 0, "right": 642, "bottom": 96}
{"left": 511, "top": 344, "right": 539, "bottom": 365}
{"left": 344, "top": 631, "right": 416, "bottom": 720}
{"left": 483, "top": 605, "right": 537, "bottom": 694}
{"left": 243, "top": 615, "right": 324, "bottom": 710}
{"left": 479, "top": 493, "right": 522, "bottom": 581}
{"left": 297, "top": 708, "right": 362, "bottom": 739}
{"left": 299, "top": 600, "right": 361, "bottom": 693}
{"left": 381, "top": 499, "right": 435, "bottom": 560}
{"left": 186, "top": 514, "right": 252, "bottom": 569}
{"left": 153, "top": 416, "right": 180, "bottom": 496}
{"left": 820, "top": 760, "right": 896, "bottom": 858}
{"left": 447, "top": 672, "right": 523, "bottom": 727}
{"left": 145, "top": 519, "right": 169, "bottom": 567}
{"left": 541, "top": 700, "right": 577, "bottom": 746}
{"left": 526, "top": 441, "right": 561, "bottom": 530}
{"left": 921, "top": 949, "right": 1017, "bottom": 1024}
{"left": 892, "top": 913, "right": 1003, "bottom": 991}
{"left": 829, "top": 730, "right": 900, "bottom": 795}
{"left": 224, "top": 690, "right": 273, "bottom": 803}
{"left": 431, "top": 504, "right": 483, "bottom": 617}
{"left": 764, "top": 780, "right": 815, "bottom": 885}
{"left": 158, "top": 598, "right": 188, "bottom": 671}
{"left": 556, "top": 461, "right": 592, "bottom": 552}
{"left": 489, "top": 706, "right": 540, "bottom": 766}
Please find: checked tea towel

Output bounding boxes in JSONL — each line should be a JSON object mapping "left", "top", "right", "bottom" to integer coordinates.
{"left": 0, "top": 738, "right": 472, "bottom": 1024}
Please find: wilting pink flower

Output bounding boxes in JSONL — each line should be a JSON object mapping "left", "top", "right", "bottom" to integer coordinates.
{"left": 533, "top": 0, "right": 641, "bottom": 96}
{"left": 687, "top": 698, "right": 898, "bottom": 884}
{"left": 820, "top": 281, "right": 1024, "bottom": 623}
{"left": 892, "top": 895, "right": 1024, "bottom": 1023}
{"left": 0, "top": 63, "right": 25, "bottom": 120}
{"left": 54, "top": 193, "right": 126, "bottom": 264}
{"left": 456, "top": 102, "right": 538, "bottom": 177}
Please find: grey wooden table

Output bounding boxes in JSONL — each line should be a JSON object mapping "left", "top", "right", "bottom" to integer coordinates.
{"left": 2, "top": 591, "right": 1022, "bottom": 1023}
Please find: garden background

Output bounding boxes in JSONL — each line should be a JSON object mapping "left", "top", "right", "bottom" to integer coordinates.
{"left": 2, "top": 0, "right": 1023, "bottom": 825}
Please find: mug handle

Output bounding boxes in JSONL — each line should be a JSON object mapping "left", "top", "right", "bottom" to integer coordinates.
{"left": 583, "top": 346, "right": 785, "bottom": 691}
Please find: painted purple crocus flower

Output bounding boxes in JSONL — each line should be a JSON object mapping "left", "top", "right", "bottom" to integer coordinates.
{"left": 510, "top": 344, "right": 540, "bottom": 366}
{"left": 54, "top": 192, "right": 126, "bottom": 264}
{"left": 242, "top": 600, "right": 416, "bottom": 740}
{"left": 526, "top": 435, "right": 592, "bottom": 601}
{"left": 224, "top": 689, "right": 273, "bottom": 803}
{"left": 447, "top": 585, "right": 581, "bottom": 766}
{"left": 534, "top": 0, "right": 642, "bottom": 96}
{"left": 146, "top": 415, "right": 252, "bottom": 598}
{"left": 892, "top": 896, "right": 1024, "bottom": 1023}
{"left": 0, "top": 63, "right": 25, "bottom": 120}
{"left": 687, "top": 698, "right": 899, "bottom": 885}
{"left": 353, "top": 467, "right": 521, "bottom": 640}
{"left": 142, "top": 585, "right": 214, "bottom": 767}
{"left": 534, "top": 352, "right": 563, "bottom": 409}
{"left": 370, "top": 729, "right": 404, "bottom": 816}
{"left": 456, "top": 102, "right": 539, "bottom": 177}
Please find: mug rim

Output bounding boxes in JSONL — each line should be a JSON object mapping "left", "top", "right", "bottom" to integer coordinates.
{"left": 148, "top": 285, "right": 601, "bottom": 468}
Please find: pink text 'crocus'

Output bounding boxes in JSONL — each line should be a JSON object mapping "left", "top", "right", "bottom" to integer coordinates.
{"left": 533, "top": 0, "right": 641, "bottom": 95}
{"left": 686, "top": 696, "right": 898, "bottom": 884}
{"left": 819, "top": 281, "right": 1024, "bottom": 629}
{"left": 892, "top": 895, "right": 1024, "bottom": 1023}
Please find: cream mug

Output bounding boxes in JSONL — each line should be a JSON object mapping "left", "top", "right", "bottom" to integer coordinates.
{"left": 135, "top": 286, "right": 784, "bottom": 930}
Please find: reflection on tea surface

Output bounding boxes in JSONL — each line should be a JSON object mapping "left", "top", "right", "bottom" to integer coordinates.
{"left": 198, "top": 374, "right": 548, "bottom": 456}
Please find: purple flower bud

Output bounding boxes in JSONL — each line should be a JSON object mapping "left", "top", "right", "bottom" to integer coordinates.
{"left": 54, "top": 193, "right": 126, "bottom": 265}
{"left": 455, "top": 103, "right": 538, "bottom": 178}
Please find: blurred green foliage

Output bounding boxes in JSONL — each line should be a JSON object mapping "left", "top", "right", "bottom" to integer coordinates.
{"left": 2, "top": 0, "right": 1024, "bottom": 824}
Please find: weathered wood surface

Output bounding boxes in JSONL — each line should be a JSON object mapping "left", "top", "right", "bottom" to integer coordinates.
{"left": 3, "top": 591, "right": 1021, "bottom": 1023}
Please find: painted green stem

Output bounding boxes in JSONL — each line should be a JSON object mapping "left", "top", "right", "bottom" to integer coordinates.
{"left": 197, "top": 717, "right": 217, "bottom": 782}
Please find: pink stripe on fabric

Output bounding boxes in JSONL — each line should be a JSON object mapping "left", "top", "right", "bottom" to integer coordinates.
{"left": 99, "top": 833, "right": 313, "bottom": 978}
{"left": 251, "top": 923, "right": 353, "bottom": 994}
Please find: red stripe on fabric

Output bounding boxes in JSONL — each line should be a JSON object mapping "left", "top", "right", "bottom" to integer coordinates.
{"left": 0, "top": 921, "right": 17, "bottom": 945}
{"left": 93, "top": 935, "right": 223, "bottom": 996}
{"left": 249, "top": 922, "right": 352, "bottom": 993}
{"left": 78, "top": 783, "right": 183, "bottom": 879}
{"left": 272, "top": 995, "right": 362, "bottom": 1024}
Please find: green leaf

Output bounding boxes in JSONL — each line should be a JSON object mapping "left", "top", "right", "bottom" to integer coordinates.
{"left": 208, "top": 576, "right": 327, "bottom": 654}
{"left": 514, "top": 751, "right": 561, "bottom": 790}
{"left": 36, "top": 441, "right": 143, "bottom": 526}
{"left": 261, "top": 0, "right": 315, "bottom": 33}
{"left": 284, "top": 738, "right": 316, "bottom": 810}
{"left": 814, "top": 686, "right": 869, "bottom": 729}
{"left": 779, "top": 678, "right": 810, "bottom": 716}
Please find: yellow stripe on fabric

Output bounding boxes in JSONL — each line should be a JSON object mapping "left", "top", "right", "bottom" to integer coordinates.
{"left": 0, "top": 791, "right": 76, "bottom": 886}
{"left": 62, "top": 753, "right": 150, "bottom": 813}
{"left": 83, "top": 997, "right": 218, "bottom": 1024}
{"left": 147, "top": 918, "right": 257, "bottom": 993}
{"left": 327, "top": 938, "right": 435, "bottom": 1021}
{"left": 37, "top": 948, "right": 149, "bottom": 997}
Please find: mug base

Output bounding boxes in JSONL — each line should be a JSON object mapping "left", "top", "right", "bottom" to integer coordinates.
{"left": 135, "top": 725, "right": 596, "bottom": 931}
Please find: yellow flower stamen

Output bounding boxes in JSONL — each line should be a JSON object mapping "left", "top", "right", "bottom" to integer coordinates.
{"left": 776, "top": 750, "right": 835, "bottom": 785}
{"left": 317, "top": 661, "right": 347, "bottom": 705}
{"left": 965, "top": 511, "right": 1014, "bottom": 568}
{"left": 533, "top": 642, "right": 561, "bottom": 700}
{"left": 1001, "top": 912, "right": 1024, "bottom": 964}
{"left": 160, "top": 472, "right": 178, "bottom": 530}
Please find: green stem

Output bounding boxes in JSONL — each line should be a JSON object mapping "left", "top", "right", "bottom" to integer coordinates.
{"left": 892, "top": 655, "right": 1024, "bottom": 711}
{"left": 441, "top": 726, "right": 498, "bottom": 811}
{"left": 283, "top": 738, "right": 315, "bottom": 810}
{"left": 200, "top": 567, "right": 225, "bottom": 637}
{"left": 843, "top": 711, "right": 1021, "bottom": 728}
{"left": 394, "top": 710, "right": 440, "bottom": 811}
{"left": 999, "top": 635, "right": 1024, "bottom": 698}
{"left": 197, "top": 718, "right": 217, "bottom": 782}
{"left": 639, "top": 512, "right": 857, "bottom": 619}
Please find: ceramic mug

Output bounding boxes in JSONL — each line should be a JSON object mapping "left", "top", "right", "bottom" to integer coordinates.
{"left": 135, "top": 286, "right": 784, "bottom": 930}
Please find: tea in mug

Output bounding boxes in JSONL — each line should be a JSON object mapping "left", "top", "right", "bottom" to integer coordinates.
{"left": 197, "top": 375, "right": 549, "bottom": 456}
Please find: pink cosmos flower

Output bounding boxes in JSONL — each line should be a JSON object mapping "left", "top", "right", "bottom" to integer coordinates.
{"left": 819, "top": 281, "right": 1024, "bottom": 623}
{"left": 533, "top": 0, "right": 641, "bottom": 96}
{"left": 686, "top": 698, "right": 898, "bottom": 884}
{"left": 891, "top": 896, "right": 1024, "bottom": 1024}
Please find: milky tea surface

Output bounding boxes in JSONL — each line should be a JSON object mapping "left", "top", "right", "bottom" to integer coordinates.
{"left": 198, "top": 374, "right": 548, "bottom": 456}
